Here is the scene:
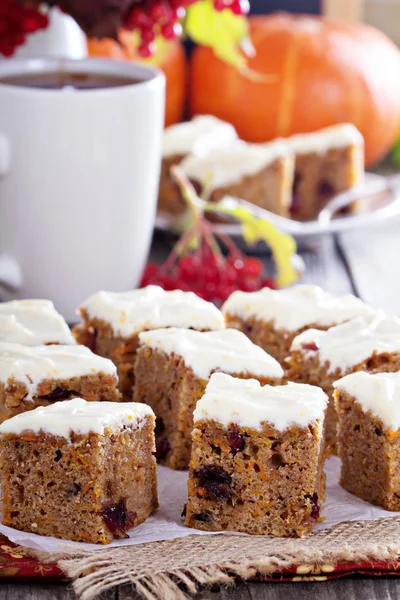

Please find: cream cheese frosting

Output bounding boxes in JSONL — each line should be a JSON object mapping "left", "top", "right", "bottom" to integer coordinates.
{"left": 162, "top": 115, "right": 238, "bottom": 158}
{"left": 78, "top": 286, "right": 225, "bottom": 337}
{"left": 291, "top": 316, "right": 400, "bottom": 373}
{"left": 0, "top": 299, "right": 75, "bottom": 345}
{"left": 283, "top": 123, "right": 364, "bottom": 155}
{"left": 333, "top": 371, "right": 400, "bottom": 432}
{"left": 0, "top": 397, "right": 154, "bottom": 437}
{"left": 0, "top": 343, "right": 117, "bottom": 399}
{"left": 180, "top": 139, "right": 289, "bottom": 191}
{"left": 193, "top": 372, "right": 328, "bottom": 431}
{"left": 138, "top": 328, "right": 283, "bottom": 380}
{"left": 222, "top": 284, "right": 377, "bottom": 332}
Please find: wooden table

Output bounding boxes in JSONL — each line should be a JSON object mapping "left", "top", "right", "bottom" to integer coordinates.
{"left": 3, "top": 216, "right": 400, "bottom": 600}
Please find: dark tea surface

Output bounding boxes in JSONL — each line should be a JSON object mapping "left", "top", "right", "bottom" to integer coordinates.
{"left": 0, "top": 71, "right": 140, "bottom": 89}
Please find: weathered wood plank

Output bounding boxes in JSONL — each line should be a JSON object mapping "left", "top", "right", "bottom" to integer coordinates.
{"left": 193, "top": 578, "right": 400, "bottom": 600}
{"left": 299, "top": 234, "right": 354, "bottom": 295}
{"left": 0, "top": 583, "right": 81, "bottom": 600}
{"left": 338, "top": 218, "right": 400, "bottom": 315}
{"left": 2, "top": 579, "right": 400, "bottom": 600}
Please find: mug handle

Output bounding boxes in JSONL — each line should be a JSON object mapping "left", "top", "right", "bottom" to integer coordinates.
{"left": 0, "top": 135, "right": 22, "bottom": 292}
{"left": 0, "top": 133, "right": 10, "bottom": 178}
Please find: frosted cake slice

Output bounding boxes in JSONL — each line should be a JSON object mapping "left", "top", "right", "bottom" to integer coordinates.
{"left": 185, "top": 373, "right": 328, "bottom": 537}
{"left": 0, "top": 342, "right": 120, "bottom": 422}
{"left": 0, "top": 299, "right": 74, "bottom": 345}
{"left": 334, "top": 371, "right": 400, "bottom": 510}
{"left": 223, "top": 284, "right": 376, "bottom": 364}
{"left": 0, "top": 398, "right": 158, "bottom": 544}
{"left": 287, "top": 315, "right": 400, "bottom": 452}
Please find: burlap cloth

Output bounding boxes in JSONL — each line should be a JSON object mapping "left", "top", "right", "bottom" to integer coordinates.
{"left": 27, "top": 516, "right": 400, "bottom": 600}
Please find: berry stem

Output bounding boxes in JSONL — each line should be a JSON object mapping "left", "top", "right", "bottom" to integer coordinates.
{"left": 202, "top": 223, "right": 223, "bottom": 263}
{"left": 159, "top": 221, "right": 199, "bottom": 273}
{"left": 170, "top": 166, "right": 204, "bottom": 222}
{"left": 213, "top": 231, "right": 244, "bottom": 260}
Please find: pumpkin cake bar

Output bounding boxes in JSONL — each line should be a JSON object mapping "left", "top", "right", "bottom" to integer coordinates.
{"left": 134, "top": 327, "right": 284, "bottom": 469}
{"left": 180, "top": 139, "right": 295, "bottom": 217}
{"left": 284, "top": 123, "right": 364, "bottom": 220}
{"left": 0, "top": 343, "right": 120, "bottom": 423}
{"left": 333, "top": 371, "right": 400, "bottom": 510}
{"left": 0, "top": 299, "right": 75, "bottom": 345}
{"left": 159, "top": 115, "right": 238, "bottom": 214}
{"left": 184, "top": 373, "right": 328, "bottom": 537}
{"left": 287, "top": 315, "right": 400, "bottom": 453}
{"left": 0, "top": 398, "right": 158, "bottom": 544}
{"left": 74, "top": 285, "right": 225, "bottom": 401}
{"left": 222, "top": 284, "right": 376, "bottom": 365}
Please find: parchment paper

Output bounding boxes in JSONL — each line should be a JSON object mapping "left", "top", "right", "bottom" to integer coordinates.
{"left": 0, "top": 457, "right": 396, "bottom": 553}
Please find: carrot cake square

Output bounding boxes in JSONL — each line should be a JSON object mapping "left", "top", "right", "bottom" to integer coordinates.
{"left": 74, "top": 286, "right": 225, "bottom": 401}
{"left": 0, "top": 299, "right": 74, "bottom": 345}
{"left": 333, "top": 371, "right": 400, "bottom": 510}
{"left": 180, "top": 139, "right": 295, "bottom": 217}
{"left": 287, "top": 315, "right": 400, "bottom": 453}
{"left": 286, "top": 124, "right": 364, "bottom": 220}
{"left": 159, "top": 115, "right": 238, "bottom": 215}
{"left": 184, "top": 373, "right": 328, "bottom": 537}
{"left": 0, "top": 398, "right": 158, "bottom": 544}
{"left": 222, "top": 284, "right": 376, "bottom": 365}
{"left": 134, "top": 327, "right": 284, "bottom": 469}
{"left": 0, "top": 343, "right": 120, "bottom": 423}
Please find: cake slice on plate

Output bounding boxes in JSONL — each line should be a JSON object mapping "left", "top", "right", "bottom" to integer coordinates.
{"left": 159, "top": 115, "right": 238, "bottom": 214}
{"left": 285, "top": 123, "right": 364, "bottom": 220}
{"left": 180, "top": 139, "right": 295, "bottom": 217}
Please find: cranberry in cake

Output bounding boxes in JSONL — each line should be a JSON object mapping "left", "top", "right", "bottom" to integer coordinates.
{"left": 0, "top": 299, "right": 74, "bottom": 345}
{"left": 0, "top": 343, "right": 120, "bottom": 423}
{"left": 134, "top": 328, "right": 284, "bottom": 469}
{"left": 285, "top": 123, "right": 364, "bottom": 220}
{"left": 0, "top": 398, "right": 158, "bottom": 544}
{"left": 222, "top": 284, "right": 376, "bottom": 365}
{"left": 333, "top": 371, "right": 400, "bottom": 510}
{"left": 159, "top": 115, "right": 238, "bottom": 215}
{"left": 287, "top": 315, "right": 400, "bottom": 453}
{"left": 180, "top": 139, "right": 295, "bottom": 217}
{"left": 185, "top": 373, "right": 328, "bottom": 537}
{"left": 74, "top": 286, "right": 225, "bottom": 401}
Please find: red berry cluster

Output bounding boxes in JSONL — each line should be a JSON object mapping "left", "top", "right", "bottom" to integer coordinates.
{"left": 0, "top": 0, "right": 48, "bottom": 57}
{"left": 123, "top": 0, "right": 249, "bottom": 57}
{"left": 0, "top": 0, "right": 250, "bottom": 58}
{"left": 141, "top": 247, "right": 276, "bottom": 304}
{"left": 214, "top": 0, "right": 249, "bottom": 15}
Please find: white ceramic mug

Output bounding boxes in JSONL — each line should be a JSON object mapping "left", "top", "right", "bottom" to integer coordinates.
{"left": 0, "top": 58, "right": 165, "bottom": 322}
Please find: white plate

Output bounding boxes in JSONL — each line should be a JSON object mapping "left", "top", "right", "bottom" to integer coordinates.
{"left": 155, "top": 173, "right": 400, "bottom": 240}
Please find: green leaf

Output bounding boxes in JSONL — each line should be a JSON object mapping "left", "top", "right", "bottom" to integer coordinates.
{"left": 391, "top": 139, "right": 400, "bottom": 165}
{"left": 205, "top": 201, "right": 300, "bottom": 287}
{"left": 185, "top": 0, "right": 251, "bottom": 70}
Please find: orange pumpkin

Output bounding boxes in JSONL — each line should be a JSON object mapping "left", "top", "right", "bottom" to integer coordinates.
{"left": 88, "top": 32, "right": 187, "bottom": 127}
{"left": 190, "top": 13, "right": 400, "bottom": 166}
